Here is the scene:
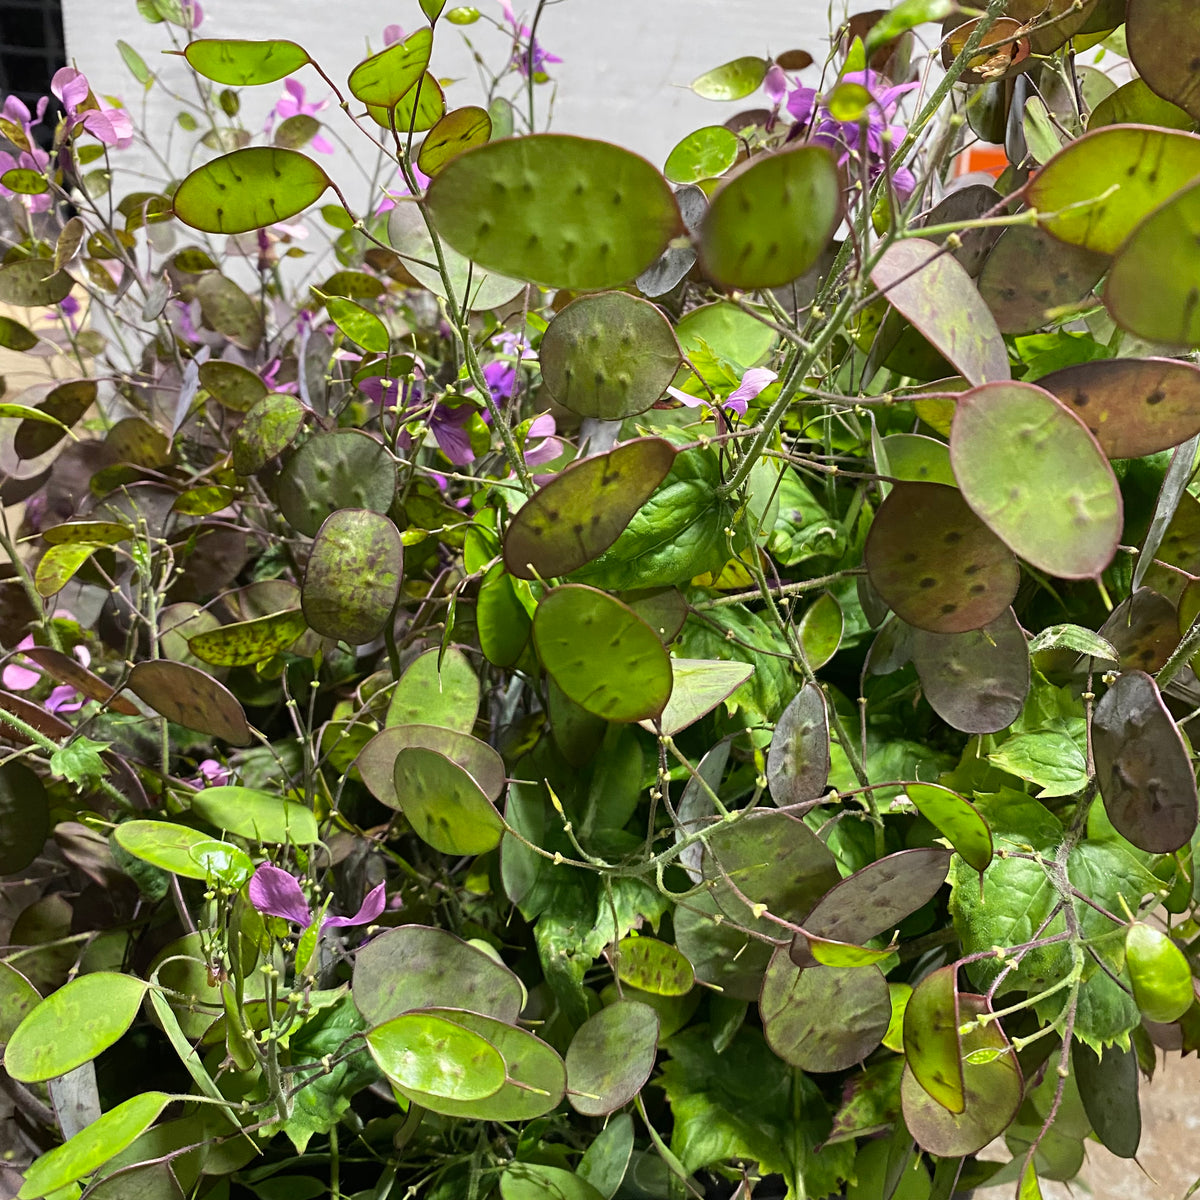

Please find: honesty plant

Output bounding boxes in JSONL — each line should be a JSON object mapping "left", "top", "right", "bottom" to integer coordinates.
{"left": 1, "top": 1, "right": 1199, "bottom": 1199}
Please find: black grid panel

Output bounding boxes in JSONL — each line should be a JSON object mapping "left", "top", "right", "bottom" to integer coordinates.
{"left": 0, "top": 0, "right": 66, "bottom": 144}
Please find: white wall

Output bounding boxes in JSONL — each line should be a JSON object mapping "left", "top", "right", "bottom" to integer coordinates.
{"left": 62, "top": 0, "right": 841, "bottom": 199}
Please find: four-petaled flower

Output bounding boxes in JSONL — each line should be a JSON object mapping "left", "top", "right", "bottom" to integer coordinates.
{"left": 498, "top": 0, "right": 562, "bottom": 79}
{"left": 249, "top": 862, "right": 387, "bottom": 931}
{"left": 785, "top": 68, "right": 918, "bottom": 200}
{"left": 52, "top": 68, "right": 134, "bottom": 148}
{"left": 668, "top": 367, "right": 777, "bottom": 418}
{"left": 0, "top": 95, "right": 51, "bottom": 212}
{"left": 265, "top": 79, "right": 334, "bottom": 155}
{"left": 3, "top": 630, "right": 90, "bottom": 714}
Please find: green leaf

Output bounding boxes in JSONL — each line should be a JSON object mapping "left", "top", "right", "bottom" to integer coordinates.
{"left": 190, "top": 785, "right": 319, "bottom": 844}
{"left": 188, "top": 609, "right": 308, "bottom": 666}
{"left": 417, "top": 105, "right": 491, "bottom": 176}
{"left": 173, "top": 148, "right": 331, "bottom": 235}
{"left": 365, "top": 1010, "right": 505, "bottom": 1100}
{"left": 17, "top": 1092, "right": 170, "bottom": 1199}
{"left": 117, "top": 39, "right": 152, "bottom": 85}
{"left": 1027, "top": 623, "right": 1118, "bottom": 659}
{"left": 532, "top": 585, "right": 673, "bottom": 723}
{"left": 302, "top": 508, "right": 403, "bottom": 644}
{"left": 798, "top": 591, "right": 844, "bottom": 669}
{"left": 182, "top": 38, "right": 310, "bottom": 85}
{"left": 700, "top": 146, "right": 841, "bottom": 289}
{"left": 664, "top": 125, "right": 739, "bottom": 184}
{"left": 5, "top": 973, "right": 147, "bottom": 1082}
{"left": 646, "top": 659, "right": 753, "bottom": 737}
{"left": 113, "top": 820, "right": 254, "bottom": 884}
{"left": 504, "top": 437, "right": 676, "bottom": 579}
{"left": 540, "top": 293, "right": 681, "bottom": 420}
{"left": 871, "top": 239, "right": 1009, "bottom": 385}
{"left": 392, "top": 746, "right": 504, "bottom": 854}
{"left": 425, "top": 134, "right": 682, "bottom": 290}
{"left": 866, "top": 0, "right": 955, "bottom": 50}
{"left": 49, "top": 737, "right": 110, "bottom": 788}
{"left": 348, "top": 27, "right": 433, "bottom": 107}
{"left": 950, "top": 381, "right": 1121, "bottom": 579}
{"left": 690, "top": 56, "right": 767, "bottom": 100}
{"left": 658, "top": 1026, "right": 855, "bottom": 1197}
{"left": 1028, "top": 125, "right": 1200, "bottom": 255}
{"left": 988, "top": 727, "right": 1088, "bottom": 798}
{"left": 0, "top": 762, "right": 48, "bottom": 875}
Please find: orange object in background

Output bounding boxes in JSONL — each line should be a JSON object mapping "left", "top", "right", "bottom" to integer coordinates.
{"left": 954, "top": 143, "right": 1008, "bottom": 178}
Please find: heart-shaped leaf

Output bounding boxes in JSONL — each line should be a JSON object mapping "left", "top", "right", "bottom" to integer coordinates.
{"left": 173, "top": 148, "right": 331, "bottom": 234}
{"left": 540, "top": 293, "right": 681, "bottom": 419}
{"left": 425, "top": 134, "right": 682, "bottom": 289}
{"left": 504, "top": 437, "right": 676, "bottom": 579}
{"left": 700, "top": 145, "right": 842, "bottom": 288}
{"left": 951, "top": 381, "right": 1122, "bottom": 578}
{"left": 870, "top": 239, "right": 1009, "bottom": 385}
{"left": 865, "top": 482, "right": 1019, "bottom": 633}
{"left": 532, "top": 585, "right": 673, "bottom": 723}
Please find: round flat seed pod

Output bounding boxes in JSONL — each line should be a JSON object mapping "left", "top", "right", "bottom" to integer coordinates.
{"left": 1090, "top": 77, "right": 1194, "bottom": 131}
{"left": 503, "top": 437, "right": 675, "bottom": 580}
{"left": 532, "top": 585, "right": 672, "bottom": 723}
{"left": 950, "top": 382, "right": 1122, "bottom": 579}
{"left": 1092, "top": 669, "right": 1198, "bottom": 853}
{"left": 353, "top": 924, "right": 524, "bottom": 1025}
{"left": 870, "top": 239, "right": 1009, "bottom": 386}
{"left": 1039, "top": 357, "right": 1200, "bottom": 459}
{"left": 1071, "top": 1042, "right": 1140, "bottom": 1160}
{"left": 766, "top": 683, "right": 830, "bottom": 808}
{"left": 566, "top": 1000, "right": 659, "bottom": 1116}
{"left": 790, "top": 848, "right": 953, "bottom": 967}
{"left": 864, "top": 482, "right": 1019, "bottom": 634}
{"left": 1104, "top": 177, "right": 1200, "bottom": 346}
{"left": 540, "top": 292, "right": 680, "bottom": 419}
{"left": 911, "top": 608, "right": 1030, "bottom": 734}
{"left": 302, "top": 508, "right": 403, "bottom": 644}
{"left": 673, "top": 889, "right": 772, "bottom": 1001}
{"left": 880, "top": 434, "right": 955, "bottom": 485}
{"left": 277, "top": 430, "right": 397, "bottom": 538}
{"left": 760, "top": 950, "right": 891, "bottom": 1073}
{"left": 919, "top": 184, "right": 1003, "bottom": 277}
{"left": 1028, "top": 125, "right": 1200, "bottom": 255}
{"left": 231, "top": 393, "right": 305, "bottom": 475}
{"left": 424, "top": 134, "right": 682, "bottom": 290}
{"left": 699, "top": 145, "right": 842, "bottom": 289}
{"left": 393, "top": 746, "right": 504, "bottom": 855}
{"left": 901, "top": 994, "right": 1022, "bottom": 1156}
{"left": 905, "top": 784, "right": 993, "bottom": 873}
{"left": 978, "top": 225, "right": 1108, "bottom": 335}
{"left": 127, "top": 660, "right": 251, "bottom": 745}
{"left": 702, "top": 808, "right": 840, "bottom": 933}
{"left": 903, "top": 965, "right": 964, "bottom": 1114}
{"left": 365, "top": 1011, "right": 504, "bottom": 1102}
{"left": 356, "top": 724, "right": 505, "bottom": 807}
{"left": 1127, "top": 0, "right": 1200, "bottom": 122}
{"left": 1005, "top": 0, "right": 1098, "bottom": 53}
{"left": 1096, "top": 588, "right": 1179, "bottom": 673}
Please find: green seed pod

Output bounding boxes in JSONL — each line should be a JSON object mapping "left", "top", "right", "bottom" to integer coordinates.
{"left": 1126, "top": 923, "right": 1194, "bottom": 1024}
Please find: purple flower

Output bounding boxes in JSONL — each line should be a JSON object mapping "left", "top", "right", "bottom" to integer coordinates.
{"left": 667, "top": 367, "right": 777, "bottom": 418}
{"left": 763, "top": 64, "right": 789, "bottom": 107}
{"left": 182, "top": 0, "right": 203, "bottom": 29}
{"left": 248, "top": 862, "right": 387, "bottom": 931}
{"left": 192, "top": 759, "right": 231, "bottom": 788}
{"left": 498, "top": 0, "right": 562, "bottom": 78}
{"left": 51, "top": 68, "right": 133, "bottom": 148}
{"left": 265, "top": 79, "right": 334, "bottom": 154}
{"left": 523, "top": 413, "right": 562, "bottom": 466}
{"left": 787, "top": 69, "right": 918, "bottom": 200}
{"left": 0, "top": 95, "right": 52, "bottom": 212}
{"left": 429, "top": 401, "right": 478, "bottom": 466}
{"left": 383, "top": 24, "right": 405, "bottom": 45}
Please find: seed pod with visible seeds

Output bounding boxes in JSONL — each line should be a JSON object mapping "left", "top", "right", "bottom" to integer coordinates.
{"left": 1125, "top": 923, "right": 1194, "bottom": 1024}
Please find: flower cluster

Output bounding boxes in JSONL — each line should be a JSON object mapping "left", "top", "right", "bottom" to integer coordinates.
{"left": 498, "top": 0, "right": 561, "bottom": 79}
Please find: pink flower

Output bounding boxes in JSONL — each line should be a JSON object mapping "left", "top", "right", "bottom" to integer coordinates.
{"left": 182, "top": 0, "right": 203, "bottom": 28}
{"left": 763, "top": 64, "right": 788, "bottom": 106}
{"left": 248, "top": 862, "right": 387, "bottom": 931}
{"left": 668, "top": 367, "right": 777, "bottom": 418}
{"left": 266, "top": 79, "right": 334, "bottom": 154}
{"left": 0, "top": 95, "right": 52, "bottom": 212}
{"left": 498, "top": 0, "right": 562, "bottom": 78}
{"left": 523, "top": 413, "right": 563, "bottom": 466}
{"left": 51, "top": 68, "right": 133, "bottom": 148}
{"left": 383, "top": 24, "right": 405, "bottom": 45}
{"left": 191, "top": 759, "right": 231, "bottom": 787}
